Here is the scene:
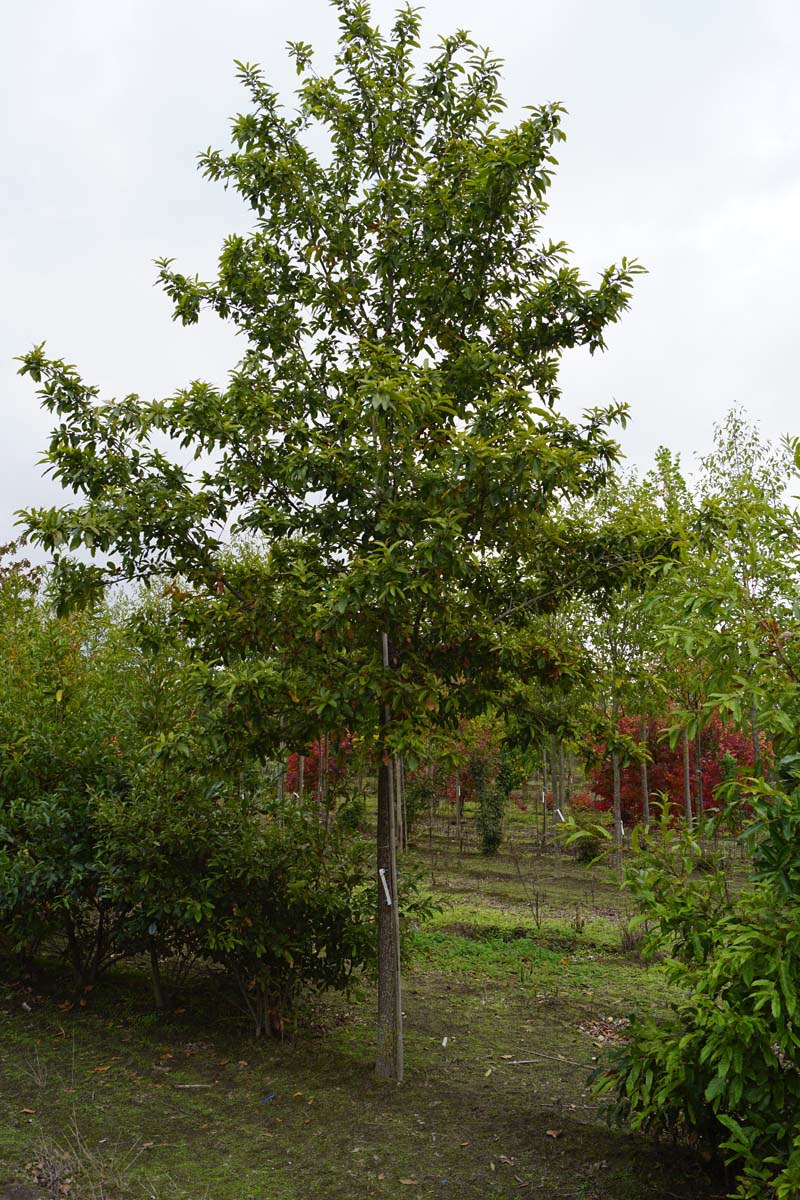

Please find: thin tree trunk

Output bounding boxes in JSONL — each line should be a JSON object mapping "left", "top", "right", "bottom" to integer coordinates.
{"left": 639, "top": 714, "right": 650, "bottom": 829}
{"left": 695, "top": 728, "right": 704, "bottom": 819}
{"left": 750, "top": 697, "right": 762, "bottom": 778}
{"left": 540, "top": 741, "right": 548, "bottom": 844}
{"left": 376, "top": 633, "right": 403, "bottom": 1081}
{"left": 549, "top": 732, "right": 560, "bottom": 815}
{"left": 315, "top": 735, "right": 323, "bottom": 810}
{"left": 682, "top": 727, "right": 693, "bottom": 827}
{"left": 542, "top": 741, "right": 548, "bottom": 846}
{"left": 149, "top": 938, "right": 164, "bottom": 1011}
{"left": 455, "top": 773, "right": 462, "bottom": 852}
{"left": 401, "top": 760, "right": 408, "bottom": 849}
{"left": 277, "top": 715, "right": 286, "bottom": 805}
{"left": 395, "top": 757, "right": 404, "bottom": 850}
{"left": 612, "top": 749, "right": 623, "bottom": 877}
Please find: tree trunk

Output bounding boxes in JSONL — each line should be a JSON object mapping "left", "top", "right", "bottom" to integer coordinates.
{"left": 612, "top": 749, "right": 623, "bottom": 877}
{"left": 298, "top": 754, "right": 304, "bottom": 797}
{"left": 540, "top": 741, "right": 548, "bottom": 844}
{"left": 375, "top": 635, "right": 403, "bottom": 1082}
{"left": 149, "top": 938, "right": 165, "bottom": 1011}
{"left": 695, "top": 729, "right": 704, "bottom": 819}
{"left": 750, "top": 697, "right": 762, "bottom": 778}
{"left": 682, "top": 727, "right": 693, "bottom": 827}
{"left": 455, "top": 773, "right": 462, "bottom": 852}
{"left": 277, "top": 715, "right": 286, "bottom": 804}
{"left": 395, "top": 757, "right": 405, "bottom": 850}
{"left": 549, "top": 732, "right": 560, "bottom": 815}
{"left": 542, "top": 762, "right": 548, "bottom": 845}
{"left": 639, "top": 714, "right": 650, "bottom": 829}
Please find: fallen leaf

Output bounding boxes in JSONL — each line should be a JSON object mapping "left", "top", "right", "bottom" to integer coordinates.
{"left": 20, "top": 1107, "right": 36, "bottom": 1114}
{"left": 500, "top": 1054, "right": 513, "bottom": 1060}
{"left": 484, "top": 1067, "right": 493, "bottom": 1077}
{"left": 89, "top": 1065, "right": 112, "bottom": 1074}
{"left": 545, "top": 1129, "right": 562, "bottom": 1139}
{"left": 293, "top": 1091, "right": 304, "bottom": 1097}
{"left": 399, "top": 1178, "right": 417, "bottom": 1186}
{"left": 460, "top": 1141, "right": 471, "bottom": 1147}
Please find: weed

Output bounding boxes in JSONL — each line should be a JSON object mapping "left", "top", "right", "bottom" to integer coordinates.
{"left": 22, "top": 1048, "right": 48, "bottom": 1089}
{"left": 31, "top": 1137, "right": 75, "bottom": 1197}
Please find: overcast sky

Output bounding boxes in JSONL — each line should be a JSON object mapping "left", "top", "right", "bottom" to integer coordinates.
{"left": 3, "top": 0, "right": 799, "bottom": 545}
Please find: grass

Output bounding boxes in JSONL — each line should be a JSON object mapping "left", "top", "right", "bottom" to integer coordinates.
{"left": 0, "top": 817, "right": 728, "bottom": 1199}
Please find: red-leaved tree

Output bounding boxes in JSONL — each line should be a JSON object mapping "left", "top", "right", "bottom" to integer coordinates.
{"left": 587, "top": 711, "right": 768, "bottom": 823}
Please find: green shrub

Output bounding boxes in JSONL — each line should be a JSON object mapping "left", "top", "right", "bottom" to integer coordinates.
{"left": 469, "top": 751, "right": 505, "bottom": 855}
{"left": 476, "top": 784, "right": 505, "bottom": 855}
{"left": 0, "top": 570, "right": 380, "bottom": 1030}
{"left": 96, "top": 773, "right": 377, "bottom": 1033}
{"left": 559, "top": 806, "right": 612, "bottom": 863}
{"left": 593, "top": 788, "right": 800, "bottom": 1198}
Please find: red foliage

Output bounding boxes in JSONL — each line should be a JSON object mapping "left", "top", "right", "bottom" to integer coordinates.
{"left": 587, "top": 712, "right": 767, "bottom": 824}
{"left": 405, "top": 719, "right": 502, "bottom": 808}
{"left": 285, "top": 734, "right": 354, "bottom": 795}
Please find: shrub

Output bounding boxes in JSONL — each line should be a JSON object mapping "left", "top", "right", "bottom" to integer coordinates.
{"left": 593, "top": 788, "right": 800, "bottom": 1198}
{"left": 561, "top": 805, "right": 613, "bottom": 863}
{"left": 470, "top": 751, "right": 506, "bottom": 855}
{"left": 96, "top": 774, "right": 377, "bottom": 1034}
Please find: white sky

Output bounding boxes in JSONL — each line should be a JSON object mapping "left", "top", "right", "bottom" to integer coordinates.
{"left": 3, "top": 0, "right": 800, "bottom": 544}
